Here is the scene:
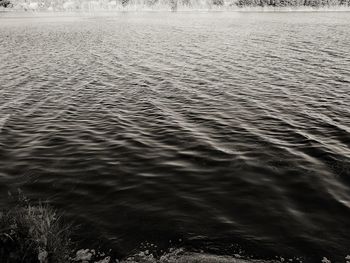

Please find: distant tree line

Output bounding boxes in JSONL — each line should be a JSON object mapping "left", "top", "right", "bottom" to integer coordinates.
{"left": 111, "top": 0, "right": 225, "bottom": 9}
{"left": 5, "top": 0, "right": 349, "bottom": 10}
{"left": 236, "top": 0, "right": 349, "bottom": 6}
{"left": 113, "top": 0, "right": 349, "bottom": 7}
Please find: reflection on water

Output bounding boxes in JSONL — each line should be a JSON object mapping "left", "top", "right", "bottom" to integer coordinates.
{"left": 0, "top": 12, "right": 350, "bottom": 262}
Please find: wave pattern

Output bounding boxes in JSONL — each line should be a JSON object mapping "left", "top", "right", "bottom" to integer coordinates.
{"left": 0, "top": 12, "right": 350, "bottom": 261}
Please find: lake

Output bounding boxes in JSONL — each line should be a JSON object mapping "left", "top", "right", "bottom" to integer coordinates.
{"left": 0, "top": 11, "right": 350, "bottom": 262}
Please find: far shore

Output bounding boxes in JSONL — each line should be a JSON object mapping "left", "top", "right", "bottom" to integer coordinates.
{"left": 1, "top": 6, "right": 350, "bottom": 14}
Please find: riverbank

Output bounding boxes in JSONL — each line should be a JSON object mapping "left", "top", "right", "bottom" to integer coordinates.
{"left": 0, "top": 199, "right": 279, "bottom": 263}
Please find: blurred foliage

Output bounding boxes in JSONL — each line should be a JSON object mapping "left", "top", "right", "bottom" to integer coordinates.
{"left": 0, "top": 0, "right": 12, "bottom": 7}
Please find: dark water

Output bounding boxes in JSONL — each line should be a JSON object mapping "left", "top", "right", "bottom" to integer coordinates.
{"left": 0, "top": 11, "right": 350, "bottom": 262}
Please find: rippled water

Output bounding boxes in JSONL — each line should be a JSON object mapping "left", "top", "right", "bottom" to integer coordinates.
{"left": 0, "top": 11, "right": 350, "bottom": 262}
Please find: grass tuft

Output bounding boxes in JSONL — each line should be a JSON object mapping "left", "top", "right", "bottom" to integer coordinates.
{"left": 0, "top": 193, "right": 72, "bottom": 263}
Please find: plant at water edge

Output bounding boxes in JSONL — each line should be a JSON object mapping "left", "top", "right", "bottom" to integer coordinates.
{"left": 0, "top": 199, "right": 72, "bottom": 263}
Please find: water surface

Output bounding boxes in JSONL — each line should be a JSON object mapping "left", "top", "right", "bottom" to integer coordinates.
{"left": 0, "top": 11, "right": 350, "bottom": 262}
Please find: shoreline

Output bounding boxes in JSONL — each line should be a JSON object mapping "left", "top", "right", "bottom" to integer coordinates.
{"left": 1, "top": 191, "right": 347, "bottom": 263}
{"left": 0, "top": 194, "right": 335, "bottom": 263}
